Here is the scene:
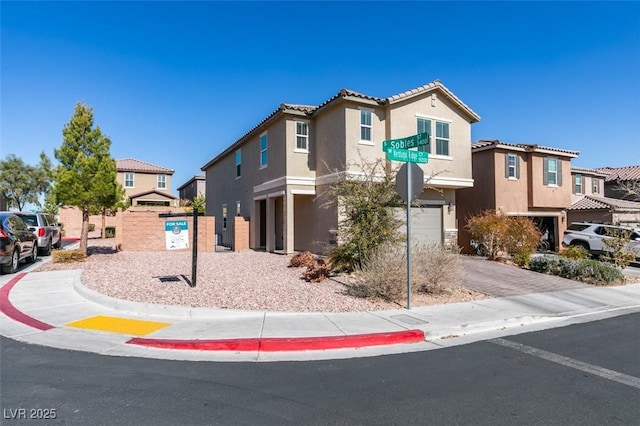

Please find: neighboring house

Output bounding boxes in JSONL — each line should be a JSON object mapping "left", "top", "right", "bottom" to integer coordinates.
{"left": 201, "top": 80, "right": 480, "bottom": 254}
{"left": 570, "top": 166, "right": 608, "bottom": 204}
{"left": 457, "top": 140, "right": 579, "bottom": 252}
{"left": 116, "top": 158, "right": 178, "bottom": 207}
{"left": 567, "top": 166, "right": 640, "bottom": 227}
{"left": 595, "top": 165, "right": 640, "bottom": 201}
{"left": 177, "top": 173, "right": 206, "bottom": 202}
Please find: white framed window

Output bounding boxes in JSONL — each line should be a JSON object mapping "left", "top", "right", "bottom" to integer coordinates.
{"left": 544, "top": 157, "right": 562, "bottom": 186}
{"left": 506, "top": 153, "right": 519, "bottom": 179}
{"left": 575, "top": 174, "right": 582, "bottom": 194}
{"left": 157, "top": 174, "right": 166, "bottom": 189}
{"left": 235, "top": 149, "right": 242, "bottom": 178}
{"left": 260, "top": 132, "right": 268, "bottom": 168}
{"left": 435, "top": 121, "right": 450, "bottom": 156}
{"left": 295, "top": 121, "right": 308, "bottom": 151}
{"left": 222, "top": 204, "right": 227, "bottom": 229}
{"left": 593, "top": 178, "right": 599, "bottom": 193}
{"left": 360, "top": 109, "right": 372, "bottom": 142}
{"left": 124, "top": 173, "right": 134, "bottom": 188}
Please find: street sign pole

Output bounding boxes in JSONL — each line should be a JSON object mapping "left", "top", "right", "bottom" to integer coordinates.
{"left": 406, "top": 163, "right": 412, "bottom": 309}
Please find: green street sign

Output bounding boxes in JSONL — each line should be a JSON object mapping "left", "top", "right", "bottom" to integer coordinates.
{"left": 382, "top": 132, "right": 429, "bottom": 151}
{"left": 385, "top": 147, "right": 429, "bottom": 164}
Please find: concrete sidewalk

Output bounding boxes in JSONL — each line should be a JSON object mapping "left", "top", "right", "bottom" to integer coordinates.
{"left": 1, "top": 267, "right": 639, "bottom": 362}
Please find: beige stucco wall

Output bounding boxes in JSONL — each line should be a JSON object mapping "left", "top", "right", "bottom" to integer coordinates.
{"left": 528, "top": 154, "right": 572, "bottom": 209}
{"left": 494, "top": 150, "right": 529, "bottom": 212}
{"left": 570, "top": 173, "right": 604, "bottom": 204}
{"left": 313, "top": 103, "right": 347, "bottom": 176}
{"left": 386, "top": 93, "right": 473, "bottom": 181}
{"left": 117, "top": 171, "right": 173, "bottom": 197}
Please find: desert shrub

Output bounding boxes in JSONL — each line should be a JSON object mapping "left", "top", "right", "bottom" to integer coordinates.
{"left": 555, "top": 257, "right": 580, "bottom": 279}
{"left": 353, "top": 243, "right": 406, "bottom": 302}
{"left": 51, "top": 249, "right": 86, "bottom": 263}
{"left": 529, "top": 255, "right": 558, "bottom": 273}
{"left": 466, "top": 210, "right": 540, "bottom": 260}
{"left": 352, "top": 242, "right": 463, "bottom": 302}
{"left": 302, "top": 259, "right": 331, "bottom": 283}
{"left": 88, "top": 223, "right": 95, "bottom": 232}
{"left": 576, "top": 259, "right": 624, "bottom": 285}
{"left": 289, "top": 251, "right": 316, "bottom": 268}
{"left": 413, "top": 242, "right": 464, "bottom": 294}
{"left": 512, "top": 252, "right": 531, "bottom": 267}
{"left": 601, "top": 228, "right": 636, "bottom": 269}
{"left": 559, "top": 245, "right": 589, "bottom": 260}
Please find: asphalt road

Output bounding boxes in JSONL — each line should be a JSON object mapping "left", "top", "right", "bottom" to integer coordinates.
{"left": 1, "top": 313, "right": 638, "bottom": 425}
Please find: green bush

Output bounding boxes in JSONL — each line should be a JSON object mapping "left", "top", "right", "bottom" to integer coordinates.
{"left": 556, "top": 257, "right": 579, "bottom": 279}
{"left": 529, "top": 255, "right": 558, "bottom": 273}
{"left": 512, "top": 252, "right": 531, "bottom": 267}
{"left": 559, "top": 245, "right": 589, "bottom": 260}
{"left": 88, "top": 223, "right": 95, "bottom": 232}
{"left": 576, "top": 259, "right": 624, "bottom": 285}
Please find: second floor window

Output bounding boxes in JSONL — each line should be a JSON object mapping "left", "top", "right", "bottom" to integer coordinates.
{"left": 222, "top": 204, "right": 227, "bottom": 229}
{"left": 236, "top": 149, "right": 242, "bottom": 178}
{"left": 575, "top": 174, "right": 582, "bottom": 194}
{"left": 157, "top": 174, "right": 166, "bottom": 189}
{"left": 360, "top": 109, "right": 372, "bottom": 142}
{"left": 593, "top": 178, "right": 600, "bottom": 193}
{"left": 296, "top": 122, "right": 308, "bottom": 151}
{"left": 435, "top": 121, "right": 450, "bottom": 156}
{"left": 543, "top": 157, "right": 562, "bottom": 186}
{"left": 260, "top": 133, "right": 268, "bottom": 168}
{"left": 124, "top": 173, "right": 134, "bottom": 188}
{"left": 506, "top": 153, "right": 519, "bottom": 179}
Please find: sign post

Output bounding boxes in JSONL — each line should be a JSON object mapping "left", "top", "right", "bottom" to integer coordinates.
{"left": 383, "top": 133, "right": 429, "bottom": 309}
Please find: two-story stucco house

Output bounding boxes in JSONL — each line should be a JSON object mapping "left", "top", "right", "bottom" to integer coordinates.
{"left": 177, "top": 173, "right": 206, "bottom": 202}
{"left": 116, "top": 158, "right": 178, "bottom": 207}
{"left": 201, "top": 80, "right": 480, "bottom": 254}
{"left": 457, "top": 140, "right": 579, "bottom": 252}
{"left": 567, "top": 166, "right": 640, "bottom": 226}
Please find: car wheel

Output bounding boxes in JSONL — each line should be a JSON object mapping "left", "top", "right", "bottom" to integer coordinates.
{"left": 27, "top": 244, "right": 38, "bottom": 263}
{"left": 41, "top": 239, "right": 52, "bottom": 256}
{"left": 53, "top": 238, "right": 62, "bottom": 249}
{"left": 570, "top": 241, "right": 590, "bottom": 251}
{"left": 1, "top": 250, "right": 20, "bottom": 274}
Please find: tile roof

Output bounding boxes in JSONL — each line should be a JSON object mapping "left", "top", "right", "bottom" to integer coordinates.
{"left": 571, "top": 166, "right": 608, "bottom": 177}
{"left": 568, "top": 195, "right": 640, "bottom": 211}
{"left": 116, "top": 158, "right": 174, "bottom": 174}
{"left": 471, "top": 140, "right": 579, "bottom": 157}
{"left": 202, "top": 80, "right": 480, "bottom": 170}
{"left": 595, "top": 165, "right": 640, "bottom": 182}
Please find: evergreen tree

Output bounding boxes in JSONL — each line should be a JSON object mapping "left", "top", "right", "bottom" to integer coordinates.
{"left": 54, "top": 102, "right": 118, "bottom": 253}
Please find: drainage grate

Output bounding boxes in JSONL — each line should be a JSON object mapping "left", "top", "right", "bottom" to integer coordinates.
{"left": 390, "top": 314, "right": 428, "bottom": 325}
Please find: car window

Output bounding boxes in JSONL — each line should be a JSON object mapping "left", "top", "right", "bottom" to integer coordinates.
{"left": 18, "top": 214, "right": 38, "bottom": 227}
{"left": 9, "top": 216, "right": 28, "bottom": 231}
{"left": 594, "top": 227, "right": 607, "bottom": 235}
{"left": 568, "top": 224, "right": 590, "bottom": 231}
{"left": 631, "top": 232, "right": 640, "bottom": 241}
{"left": 43, "top": 214, "right": 52, "bottom": 226}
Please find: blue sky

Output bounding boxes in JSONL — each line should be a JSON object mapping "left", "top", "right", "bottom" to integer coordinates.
{"left": 2, "top": 1, "right": 639, "bottom": 196}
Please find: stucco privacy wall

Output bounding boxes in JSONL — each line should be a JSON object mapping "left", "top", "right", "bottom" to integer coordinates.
{"left": 115, "top": 209, "right": 216, "bottom": 252}
{"left": 59, "top": 206, "right": 116, "bottom": 238}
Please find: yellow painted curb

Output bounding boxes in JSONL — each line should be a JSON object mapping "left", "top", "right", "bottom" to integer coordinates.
{"left": 66, "top": 315, "right": 170, "bottom": 336}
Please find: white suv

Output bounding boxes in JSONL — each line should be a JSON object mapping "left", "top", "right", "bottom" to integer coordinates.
{"left": 562, "top": 222, "right": 640, "bottom": 260}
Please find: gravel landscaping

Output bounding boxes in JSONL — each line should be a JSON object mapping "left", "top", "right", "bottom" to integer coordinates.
{"left": 34, "top": 239, "right": 486, "bottom": 313}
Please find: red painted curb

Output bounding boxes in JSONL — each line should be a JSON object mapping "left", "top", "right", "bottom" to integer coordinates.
{"left": 127, "top": 330, "right": 425, "bottom": 352}
{"left": 0, "top": 273, "right": 55, "bottom": 331}
{"left": 61, "top": 237, "right": 80, "bottom": 242}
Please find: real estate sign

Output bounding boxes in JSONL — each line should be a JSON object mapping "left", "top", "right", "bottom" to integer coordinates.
{"left": 165, "top": 220, "right": 189, "bottom": 250}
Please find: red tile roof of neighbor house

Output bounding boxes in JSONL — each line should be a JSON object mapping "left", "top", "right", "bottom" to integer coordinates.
{"left": 116, "top": 158, "right": 174, "bottom": 174}
{"left": 569, "top": 195, "right": 640, "bottom": 211}
{"left": 595, "top": 165, "right": 640, "bottom": 182}
{"left": 571, "top": 166, "right": 609, "bottom": 177}
{"left": 471, "top": 140, "right": 580, "bottom": 157}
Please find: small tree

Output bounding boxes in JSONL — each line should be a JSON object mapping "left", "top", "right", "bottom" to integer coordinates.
{"left": 321, "top": 155, "right": 402, "bottom": 272}
{"left": 601, "top": 228, "right": 636, "bottom": 269}
{"left": 466, "top": 210, "right": 540, "bottom": 261}
{"left": 54, "top": 102, "right": 117, "bottom": 254}
{"left": 0, "top": 153, "right": 53, "bottom": 211}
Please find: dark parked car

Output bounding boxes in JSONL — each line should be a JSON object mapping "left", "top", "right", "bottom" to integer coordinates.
{"left": 15, "top": 211, "right": 62, "bottom": 255}
{"left": 0, "top": 212, "right": 38, "bottom": 274}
